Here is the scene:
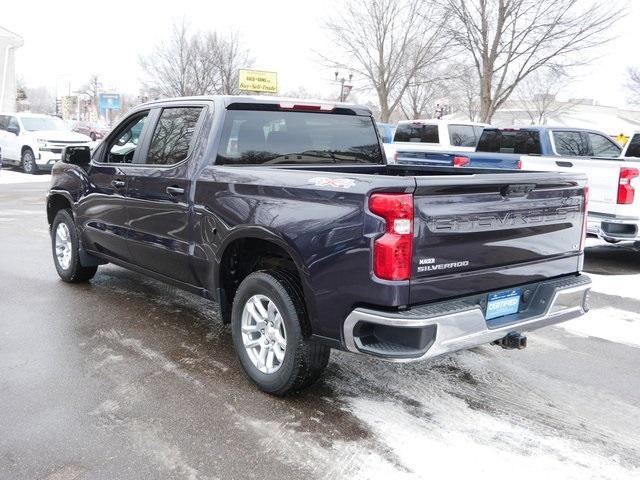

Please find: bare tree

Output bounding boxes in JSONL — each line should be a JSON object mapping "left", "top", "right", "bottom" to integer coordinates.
{"left": 515, "top": 67, "right": 576, "bottom": 124}
{"left": 214, "top": 31, "right": 252, "bottom": 95}
{"left": 17, "top": 83, "right": 55, "bottom": 114}
{"left": 441, "top": 0, "right": 622, "bottom": 123}
{"left": 80, "top": 74, "right": 101, "bottom": 108}
{"left": 400, "top": 79, "right": 442, "bottom": 119}
{"left": 627, "top": 67, "right": 640, "bottom": 105}
{"left": 325, "top": 0, "right": 447, "bottom": 122}
{"left": 140, "top": 20, "right": 197, "bottom": 98}
{"left": 140, "top": 21, "right": 252, "bottom": 98}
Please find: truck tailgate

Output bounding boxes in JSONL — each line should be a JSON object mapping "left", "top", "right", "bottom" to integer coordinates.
{"left": 410, "top": 172, "right": 586, "bottom": 305}
{"left": 520, "top": 155, "right": 621, "bottom": 215}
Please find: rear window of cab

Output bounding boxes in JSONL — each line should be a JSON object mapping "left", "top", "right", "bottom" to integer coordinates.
{"left": 393, "top": 123, "right": 439, "bottom": 143}
{"left": 476, "top": 129, "right": 541, "bottom": 155}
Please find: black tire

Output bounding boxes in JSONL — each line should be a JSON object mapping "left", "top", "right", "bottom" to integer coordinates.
{"left": 90, "top": 132, "right": 97, "bottom": 142}
{"left": 51, "top": 210, "right": 98, "bottom": 282}
{"left": 231, "top": 270, "right": 330, "bottom": 395}
{"left": 21, "top": 148, "right": 38, "bottom": 175}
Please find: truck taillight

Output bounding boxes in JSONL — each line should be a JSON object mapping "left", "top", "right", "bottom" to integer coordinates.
{"left": 617, "top": 167, "right": 639, "bottom": 204}
{"left": 516, "top": 159, "right": 522, "bottom": 169}
{"left": 369, "top": 193, "right": 413, "bottom": 281}
{"left": 580, "top": 186, "right": 589, "bottom": 252}
{"left": 453, "top": 156, "right": 470, "bottom": 167}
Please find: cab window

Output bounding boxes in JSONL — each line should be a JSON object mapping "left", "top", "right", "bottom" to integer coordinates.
{"left": 553, "top": 131, "right": 589, "bottom": 156}
{"left": 587, "top": 133, "right": 621, "bottom": 158}
{"left": 393, "top": 123, "right": 439, "bottom": 143}
{"left": 105, "top": 113, "right": 149, "bottom": 164}
{"left": 448, "top": 124, "right": 477, "bottom": 147}
{"left": 626, "top": 135, "right": 640, "bottom": 158}
{"left": 144, "top": 107, "right": 202, "bottom": 165}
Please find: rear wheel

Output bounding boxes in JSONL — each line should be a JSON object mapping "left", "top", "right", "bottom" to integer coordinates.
{"left": 231, "top": 271, "right": 330, "bottom": 395}
{"left": 22, "top": 149, "right": 37, "bottom": 175}
{"left": 51, "top": 210, "right": 98, "bottom": 282}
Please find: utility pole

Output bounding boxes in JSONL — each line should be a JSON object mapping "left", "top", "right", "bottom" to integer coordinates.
{"left": 334, "top": 71, "right": 353, "bottom": 102}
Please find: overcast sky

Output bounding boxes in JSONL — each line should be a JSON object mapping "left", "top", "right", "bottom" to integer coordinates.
{"left": 2, "top": 0, "right": 639, "bottom": 107}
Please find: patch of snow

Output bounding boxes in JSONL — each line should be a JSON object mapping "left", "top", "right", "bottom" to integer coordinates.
{"left": 346, "top": 396, "right": 638, "bottom": 480}
{"left": 0, "top": 169, "right": 51, "bottom": 184}
{"left": 588, "top": 273, "right": 640, "bottom": 299}
{"left": 558, "top": 307, "right": 640, "bottom": 348}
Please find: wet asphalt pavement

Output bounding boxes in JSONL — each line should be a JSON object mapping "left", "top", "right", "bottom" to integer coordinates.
{"left": 1, "top": 180, "right": 640, "bottom": 480}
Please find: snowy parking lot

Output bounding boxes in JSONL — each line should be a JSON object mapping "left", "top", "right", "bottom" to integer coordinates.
{"left": 1, "top": 179, "right": 639, "bottom": 479}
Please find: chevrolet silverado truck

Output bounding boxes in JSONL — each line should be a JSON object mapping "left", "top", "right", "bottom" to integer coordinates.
{"left": 0, "top": 113, "right": 92, "bottom": 174}
{"left": 46, "top": 96, "right": 591, "bottom": 395}
{"left": 518, "top": 128, "right": 640, "bottom": 244}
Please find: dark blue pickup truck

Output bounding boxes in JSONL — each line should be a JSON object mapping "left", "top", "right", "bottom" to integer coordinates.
{"left": 47, "top": 96, "right": 591, "bottom": 395}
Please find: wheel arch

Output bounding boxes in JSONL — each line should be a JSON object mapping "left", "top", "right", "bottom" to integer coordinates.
{"left": 215, "top": 229, "right": 311, "bottom": 332}
{"left": 21, "top": 144, "right": 34, "bottom": 157}
{"left": 46, "top": 190, "right": 75, "bottom": 226}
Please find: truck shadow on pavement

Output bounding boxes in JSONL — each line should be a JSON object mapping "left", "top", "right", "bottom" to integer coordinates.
{"left": 583, "top": 242, "right": 640, "bottom": 275}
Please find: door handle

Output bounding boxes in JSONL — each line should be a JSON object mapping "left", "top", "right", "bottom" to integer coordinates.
{"left": 166, "top": 186, "right": 185, "bottom": 195}
{"left": 111, "top": 179, "right": 125, "bottom": 188}
{"left": 556, "top": 161, "right": 573, "bottom": 167}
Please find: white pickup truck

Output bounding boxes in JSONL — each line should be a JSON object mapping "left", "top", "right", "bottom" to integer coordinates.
{"left": 0, "top": 113, "right": 91, "bottom": 174}
{"left": 384, "top": 119, "right": 489, "bottom": 163}
{"left": 519, "top": 127, "right": 639, "bottom": 244}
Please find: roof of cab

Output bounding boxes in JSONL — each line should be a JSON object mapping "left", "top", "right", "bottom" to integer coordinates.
{"left": 396, "top": 118, "right": 490, "bottom": 127}
{"left": 138, "top": 95, "right": 372, "bottom": 114}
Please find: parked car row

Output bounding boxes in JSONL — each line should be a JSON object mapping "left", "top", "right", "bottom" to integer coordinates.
{"left": 379, "top": 117, "right": 639, "bottom": 246}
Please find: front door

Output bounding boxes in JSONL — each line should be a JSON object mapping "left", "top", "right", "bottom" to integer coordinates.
{"left": 124, "top": 105, "right": 205, "bottom": 286}
{"left": 76, "top": 111, "right": 151, "bottom": 263}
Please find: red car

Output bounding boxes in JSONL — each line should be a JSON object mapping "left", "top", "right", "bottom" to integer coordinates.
{"left": 72, "top": 121, "right": 109, "bottom": 141}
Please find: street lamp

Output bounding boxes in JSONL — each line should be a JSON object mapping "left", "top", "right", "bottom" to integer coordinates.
{"left": 334, "top": 71, "right": 353, "bottom": 102}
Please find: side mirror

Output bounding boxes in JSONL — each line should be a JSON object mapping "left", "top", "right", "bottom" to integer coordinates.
{"left": 6, "top": 125, "right": 19, "bottom": 135}
{"left": 62, "top": 145, "right": 91, "bottom": 168}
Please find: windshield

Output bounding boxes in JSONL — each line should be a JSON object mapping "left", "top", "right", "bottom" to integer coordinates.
{"left": 216, "top": 109, "right": 383, "bottom": 165}
{"left": 21, "top": 116, "right": 68, "bottom": 132}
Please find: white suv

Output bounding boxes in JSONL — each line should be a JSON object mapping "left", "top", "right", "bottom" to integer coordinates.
{"left": 0, "top": 113, "right": 91, "bottom": 174}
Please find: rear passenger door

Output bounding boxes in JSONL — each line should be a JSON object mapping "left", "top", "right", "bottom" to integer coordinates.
{"left": 124, "top": 104, "right": 206, "bottom": 286}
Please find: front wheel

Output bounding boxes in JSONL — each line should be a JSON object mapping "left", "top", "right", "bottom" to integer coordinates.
{"left": 231, "top": 271, "right": 330, "bottom": 395}
{"left": 51, "top": 210, "right": 98, "bottom": 282}
{"left": 22, "top": 149, "right": 37, "bottom": 175}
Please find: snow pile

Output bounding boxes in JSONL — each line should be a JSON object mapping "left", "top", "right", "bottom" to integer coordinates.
{"left": 588, "top": 272, "right": 640, "bottom": 299}
{"left": 560, "top": 307, "right": 640, "bottom": 348}
{"left": 347, "top": 395, "right": 638, "bottom": 480}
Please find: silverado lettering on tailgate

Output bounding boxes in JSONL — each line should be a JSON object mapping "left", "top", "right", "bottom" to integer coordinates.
{"left": 426, "top": 205, "right": 581, "bottom": 233}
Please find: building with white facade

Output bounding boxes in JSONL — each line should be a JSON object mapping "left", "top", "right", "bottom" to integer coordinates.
{"left": 0, "top": 26, "right": 24, "bottom": 113}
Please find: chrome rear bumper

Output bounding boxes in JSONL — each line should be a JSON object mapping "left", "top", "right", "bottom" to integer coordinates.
{"left": 343, "top": 275, "right": 591, "bottom": 361}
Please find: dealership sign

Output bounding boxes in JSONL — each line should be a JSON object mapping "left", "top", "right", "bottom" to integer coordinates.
{"left": 239, "top": 69, "right": 278, "bottom": 93}
{"left": 99, "top": 93, "right": 121, "bottom": 111}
